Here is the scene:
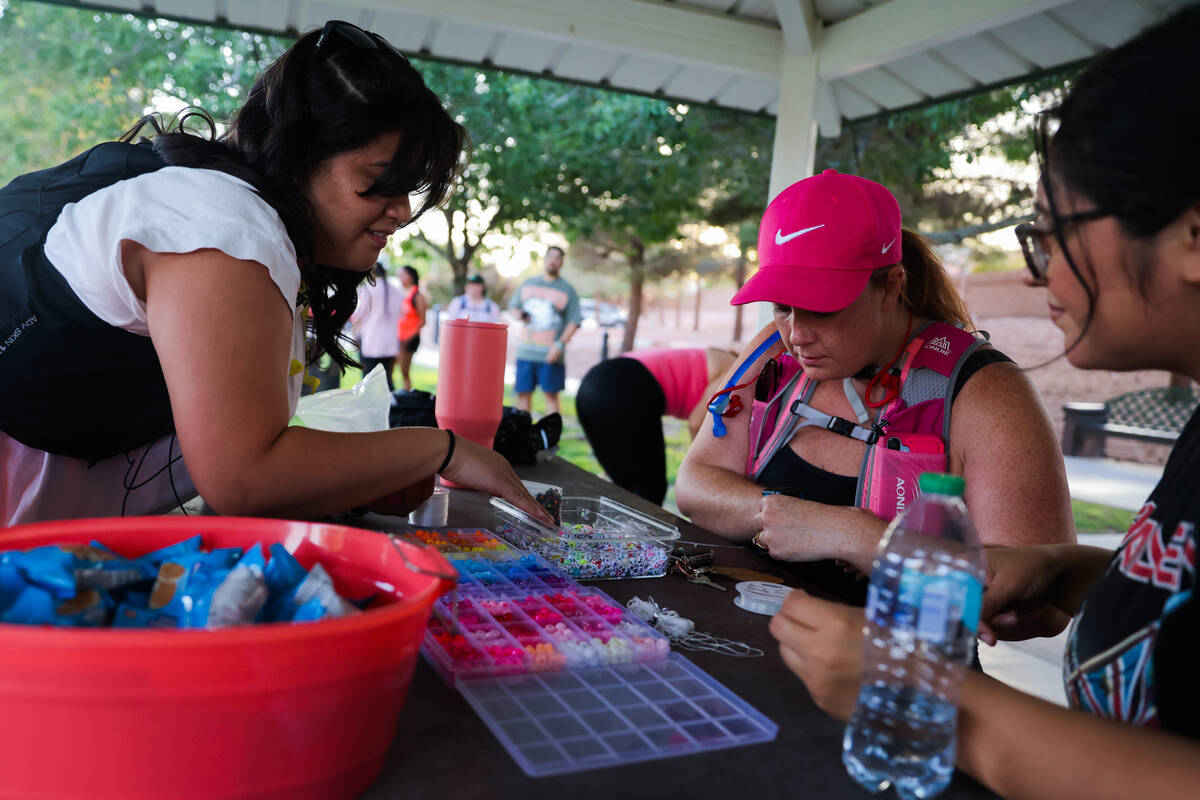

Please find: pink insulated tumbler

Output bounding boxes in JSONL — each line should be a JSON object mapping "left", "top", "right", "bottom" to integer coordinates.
{"left": 435, "top": 319, "right": 507, "bottom": 450}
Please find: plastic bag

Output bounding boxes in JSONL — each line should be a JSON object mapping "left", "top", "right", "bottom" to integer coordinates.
{"left": 290, "top": 364, "right": 391, "bottom": 433}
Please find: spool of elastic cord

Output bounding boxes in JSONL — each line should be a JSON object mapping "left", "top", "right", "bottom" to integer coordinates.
{"left": 733, "top": 581, "right": 793, "bottom": 616}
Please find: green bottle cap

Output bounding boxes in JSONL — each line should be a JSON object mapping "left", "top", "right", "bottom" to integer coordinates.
{"left": 918, "top": 472, "right": 964, "bottom": 496}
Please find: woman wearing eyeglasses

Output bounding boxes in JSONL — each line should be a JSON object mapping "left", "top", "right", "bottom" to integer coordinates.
{"left": 0, "top": 21, "right": 551, "bottom": 527}
{"left": 676, "top": 168, "right": 1074, "bottom": 577}
{"left": 772, "top": 6, "right": 1200, "bottom": 796}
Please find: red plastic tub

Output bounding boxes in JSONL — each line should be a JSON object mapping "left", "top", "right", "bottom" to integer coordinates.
{"left": 0, "top": 516, "right": 455, "bottom": 800}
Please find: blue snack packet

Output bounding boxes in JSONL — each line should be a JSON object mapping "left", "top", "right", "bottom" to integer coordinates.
{"left": 1, "top": 585, "right": 56, "bottom": 624}
{"left": 112, "top": 603, "right": 177, "bottom": 629}
{"left": 138, "top": 535, "right": 204, "bottom": 569}
{"left": 291, "top": 595, "right": 330, "bottom": 622}
{"left": 0, "top": 552, "right": 23, "bottom": 613}
{"left": 288, "top": 563, "right": 359, "bottom": 623}
{"left": 66, "top": 544, "right": 155, "bottom": 592}
{"left": 52, "top": 587, "right": 113, "bottom": 627}
{"left": 13, "top": 546, "right": 78, "bottom": 600}
{"left": 262, "top": 544, "right": 309, "bottom": 623}
{"left": 202, "top": 544, "right": 268, "bottom": 628}
{"left": 148, "top": 549, "right": 241, "bottom": 620}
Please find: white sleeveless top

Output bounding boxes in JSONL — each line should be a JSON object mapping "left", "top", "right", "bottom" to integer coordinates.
{"left": 0, "top": 166, "right": 305, "bottom": 525}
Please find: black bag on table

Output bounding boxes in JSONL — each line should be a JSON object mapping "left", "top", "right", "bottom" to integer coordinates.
{"left": 493, "top": 408, "right": 562, "bottom": 465}
{"left": 389, "top": 389, "right": 437, "bottom": 429}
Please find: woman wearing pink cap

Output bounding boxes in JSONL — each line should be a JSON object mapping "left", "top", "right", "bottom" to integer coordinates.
{"left": 677, "top": 168, "right": 1074, "bottom": 570}
{"left": 770, "top": 7, "right": 1200, "bottom": 796}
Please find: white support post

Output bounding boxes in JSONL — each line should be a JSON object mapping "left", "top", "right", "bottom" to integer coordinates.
{"left": 767, "top": 49, "right": 819, "bottom": 200}
{"left": 758, "top": 47, "right": 819, "bottom": 329}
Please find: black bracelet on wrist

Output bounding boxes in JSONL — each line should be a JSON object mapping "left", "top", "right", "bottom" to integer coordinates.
{"left": 437, "top": 429, "right": 456, "bottom": 474}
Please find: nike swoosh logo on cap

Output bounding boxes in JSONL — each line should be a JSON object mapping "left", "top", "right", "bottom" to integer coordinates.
{"left": 775, "top": 224, "right": 825, "bottom": 245}
{"left": 881, "top": 239, "right": 896, "bottom": 254}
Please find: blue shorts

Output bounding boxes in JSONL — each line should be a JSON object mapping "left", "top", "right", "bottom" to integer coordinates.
{"left": 515, "top": 359, "right": 566, "bottom": 394}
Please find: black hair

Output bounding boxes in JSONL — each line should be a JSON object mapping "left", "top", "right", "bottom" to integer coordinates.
{"left": 1038, "top": 4, "right": 1200, "bottom": 332}
{"left": 546, "top": 246, "right": 565, "bottom": 258}
{"left": 401, "top": 265, "right": 420, "bottom": 286}
{"left": 138, "top": 24, "right": 465, "bottom": 370}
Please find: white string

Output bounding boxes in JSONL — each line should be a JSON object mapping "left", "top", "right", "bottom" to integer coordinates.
{"left": 627, "top": 596, "right": 764, "bottom": 658}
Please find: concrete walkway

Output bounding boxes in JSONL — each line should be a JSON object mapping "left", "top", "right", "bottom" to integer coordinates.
{"left": 983, "top": 456, "right": 1160, "bottom": 705}
{"left": 1063, "top": 455, "right": 1161, "bottom": 512}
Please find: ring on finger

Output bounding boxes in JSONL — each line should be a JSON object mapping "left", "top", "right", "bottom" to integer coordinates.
{"left": 752, "top": 531, "right": 767, "bottom": 550}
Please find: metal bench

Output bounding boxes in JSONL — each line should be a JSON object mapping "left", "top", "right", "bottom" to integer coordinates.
{"left": 1062, "top": 386, "right": 1200, "bottom": 456}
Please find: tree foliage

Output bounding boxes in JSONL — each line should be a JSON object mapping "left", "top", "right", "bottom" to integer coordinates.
{"left": 1, "top": 0, "right": 1077, "bottom": 344}
{"left": 815, "top": 74, "right": 1077, "bottom": 234}
{"left": 0, "top": 0, "right": 288, "bottom": 183}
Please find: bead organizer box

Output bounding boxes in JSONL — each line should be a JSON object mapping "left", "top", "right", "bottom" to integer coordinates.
{"left": 457, "top": 654, "right": 779, "bottom": 777}
{"left": 399, "top": 527, "right": 777, "bottom": 776}
{"left": 490, "top": 496, "right": 680, "bottom": 580}
{"left": 403, "top": 529, "right": 670, "bottom": 683}
{"left": 424, "top": 590, "right": 670, "bottom": 683}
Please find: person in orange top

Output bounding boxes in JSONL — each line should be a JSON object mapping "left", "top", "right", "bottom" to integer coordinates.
{"left": 395, "top": 264, "right": 427, "bottom": 390}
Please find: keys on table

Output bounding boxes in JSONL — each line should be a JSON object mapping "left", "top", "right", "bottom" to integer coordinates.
{"left": 685, "top": 571, "right": 726, "bottom": 591}
{"left": 668, "top": 546, "right": 726, "bottom": 591}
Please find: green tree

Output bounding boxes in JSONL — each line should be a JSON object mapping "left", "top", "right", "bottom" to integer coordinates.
{"left": 515, "top": 92, "right": 777, "bottom": 352}
{"left": 0, "top": 0, "right": 288, "bottom": 183}
{"left": 815, "top": 74, "right": 1077, "bottom": 240}
{"left": 410, "top": 63, "right": 580, "bottom": 296}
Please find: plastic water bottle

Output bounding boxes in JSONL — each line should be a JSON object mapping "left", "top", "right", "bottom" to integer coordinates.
{"left": 842, "top": 472, "right": 984, "bottom": 799}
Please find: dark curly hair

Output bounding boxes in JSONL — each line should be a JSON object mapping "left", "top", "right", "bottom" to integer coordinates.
{"left": 1036, "top": 4, "right": 1200, "bottom": 335}
{"left": 133, "top": 23, "right": 465, "bottom": 369}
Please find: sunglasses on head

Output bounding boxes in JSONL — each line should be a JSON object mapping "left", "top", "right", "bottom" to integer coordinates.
{"left": 314, "top": 20, "right": 409, "bottom": 65}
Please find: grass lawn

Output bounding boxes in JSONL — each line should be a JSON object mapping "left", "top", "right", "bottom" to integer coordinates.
{"left": 342, "top": 362, "right": 1137, "bottom": 532}
{"left": 1072, "top": 498, "right": 1134, "bottom": 535}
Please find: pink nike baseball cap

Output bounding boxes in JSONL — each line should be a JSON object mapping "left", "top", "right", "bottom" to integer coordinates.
{"left": 730, "top": 169, "right": 903, "bottom": 312}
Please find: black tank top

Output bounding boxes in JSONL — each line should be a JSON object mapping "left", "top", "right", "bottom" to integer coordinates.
{"left": 755, "top": 347, "right": 1013, "bottom": 503}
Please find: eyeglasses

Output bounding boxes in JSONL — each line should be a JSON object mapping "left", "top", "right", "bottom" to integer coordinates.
{"left": 1015, "top": 207, "right": 1110, "bottom": 283}
{"left": 313, "top": 20, "right": 409, "bottom": 65}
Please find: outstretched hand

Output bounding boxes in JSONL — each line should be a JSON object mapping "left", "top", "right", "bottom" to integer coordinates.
{"left": 769, "top": 588, "right": 864, "bottom": 722}
{"left": 438, "top": 435, "right": 556, "bottom": 526}
{"left": 978, "top": 546, "right": 1071, "bottom": 645}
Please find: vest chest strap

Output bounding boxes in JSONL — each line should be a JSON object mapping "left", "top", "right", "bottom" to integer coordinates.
{"left": 788, "top": 400, "right": 881, "bottom": 445}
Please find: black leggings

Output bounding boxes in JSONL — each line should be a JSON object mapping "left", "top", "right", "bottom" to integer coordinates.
{"left": 576, "top": 357, "right": 668, "bottom": 505}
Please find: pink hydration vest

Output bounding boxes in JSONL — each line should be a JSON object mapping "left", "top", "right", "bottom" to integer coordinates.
{"left": 745, "top": 321, "right": 984, "bottom": 521}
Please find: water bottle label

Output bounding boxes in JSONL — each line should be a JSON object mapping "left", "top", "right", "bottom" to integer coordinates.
{"left": 867, "top": 570, "right": 982, "bottom": 642}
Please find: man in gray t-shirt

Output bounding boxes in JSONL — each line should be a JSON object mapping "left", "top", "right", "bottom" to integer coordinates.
{"left": 507, "top": 245, "right": 582, "bottom": 414}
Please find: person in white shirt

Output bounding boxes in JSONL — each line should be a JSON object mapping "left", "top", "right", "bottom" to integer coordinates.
{"left": 0, "top": 20, "right": 550, "bottom": 527}
{"left": 445, "top": 274, "right": 503, "bottom": 323}
{"left": 351, "top": 262, "right": 403, "bottom": 391}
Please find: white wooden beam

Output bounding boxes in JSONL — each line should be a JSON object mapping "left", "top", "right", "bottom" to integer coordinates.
{"left": 818, "top": 0, "right": 1077, "bottom": 81}
{"left": 768, "top": 49, "right": 818, "bottom": 200}
{"left": 770, "top": 0, "right": 818, "bottom": 54}
{"left": 359, "top": 0, "right": 783, "bottom": 77}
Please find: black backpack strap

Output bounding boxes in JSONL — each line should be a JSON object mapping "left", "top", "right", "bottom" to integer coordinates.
{"left": 0, "top": 141, "right": 175, "bottom": 462}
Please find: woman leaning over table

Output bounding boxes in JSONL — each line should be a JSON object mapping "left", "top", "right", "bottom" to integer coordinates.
{"left": 0, "top": 21, "right": 550, "bottom": 528}
{"left": 772, "top": 6, "right": 1200, "bottom": 798}
{"left": 676, "top": 169, "right": 1074, "bottom": 574}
